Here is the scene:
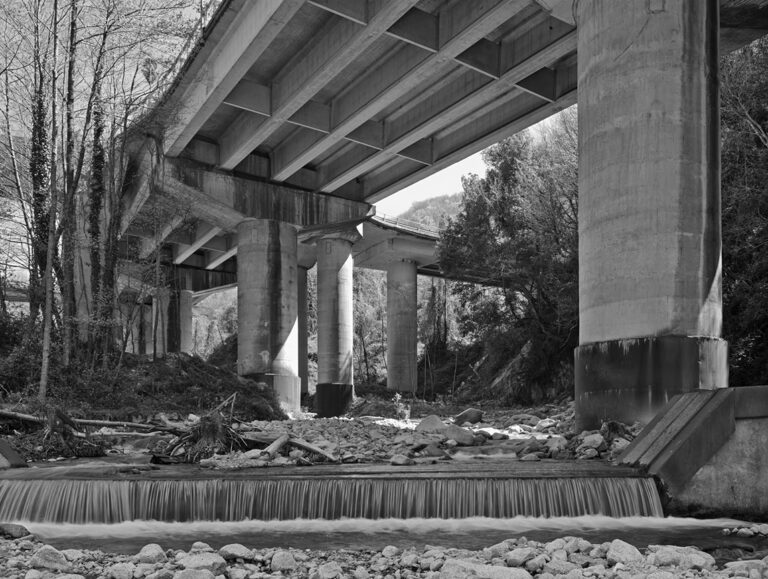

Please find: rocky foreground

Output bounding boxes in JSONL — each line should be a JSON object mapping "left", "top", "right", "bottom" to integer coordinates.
{"left": 191, "top": 401, "right": 635, "bottom": 470}
{"left": 3, "top": 527, "right": 768, "bottom": 579}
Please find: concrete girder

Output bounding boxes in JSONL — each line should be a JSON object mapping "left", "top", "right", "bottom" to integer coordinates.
{"left": 317, "top": 19, "right": 576, "bottom": 193}
{"left": 363, "top": 75, "right": 577, "bottom": 202}
{"left": 271, "top": 0, "right": 532, "bottom": 182}
{"left": 163, "top": 0, "right": 305, "bottom": 158}
{"left": 218, "top": 0, "right": 421, "bottom": 170}
{"left": 163, "top": 159, "right": 372, "bottom": 230}
{"left": 220, "top": 79, "right": 433, "bottom": 169}
{"left": 137, "top": 214, "right": 186, "bottom": 260}
{"left": 353, "top": 237, "right": 437, "bottom": 271}
{"left": 173, "top": 222, "right": 222, "bottom": 264}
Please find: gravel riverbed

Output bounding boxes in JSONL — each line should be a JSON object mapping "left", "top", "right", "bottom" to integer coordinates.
{"left": 3, "top": 528, "right": 768, "bottom": 579}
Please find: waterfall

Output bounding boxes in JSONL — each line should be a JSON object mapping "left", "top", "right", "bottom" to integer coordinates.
{"left": 0, "top": 476, "right": 662, "bottom": 524}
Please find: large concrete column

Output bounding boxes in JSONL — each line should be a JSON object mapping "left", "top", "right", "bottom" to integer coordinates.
{"left": 237, "top": 218, "right": 300, "bottom": 411}
{"left": 151, "top": 289, "right": 170, "bottom": 358}
{"left": 297, "top": 244, "right": 317, "bottom": 397}
{"left": 387, "top": 259, "right": 417, "bottom": 393}
{"left": 316, "top": 236, "right": 356, "bottom": 416}
{"left": 179, "top": 289, "right": 194, "bottom": 354}
{"left": 298, "top": 266, "right": 309, "bottom": 395}
{"left": 575, "top": 0, "right": 726, "bottom": 429}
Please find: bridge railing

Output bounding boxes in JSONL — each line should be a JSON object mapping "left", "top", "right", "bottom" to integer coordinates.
{"left": 372, "top": 213, "right": 442, "bottom": 238}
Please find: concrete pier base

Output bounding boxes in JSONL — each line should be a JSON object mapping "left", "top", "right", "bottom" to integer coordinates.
{"left": 575, "top": 336, "right": 728, "bottom": 430}
{"left": 237, "top": 218, "right": 300, "bottom": 411}
{"left": 387, "top": 260, "right": 417, "bottom": 393}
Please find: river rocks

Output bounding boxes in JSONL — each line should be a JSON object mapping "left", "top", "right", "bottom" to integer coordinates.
{"left": 440, "top": 558, "right": 533, "bottom": 578}
{"left": 106, "top": 561, "right": 135, "bottom": 579}
{"left": 217, "top": 543, "right": 253, "bottom": 561}
{"left": 646, "top": 545, "right": 716, "bottom": 570}
{"left": 30, "top": 545, "right": 71, "bottom": 571}
{"left": 606, "top": 539, "right": 643, "bottom": 565}
{"left": 453, "top": 408, "right": 484, "bottom": 425}
{"left": 177, "top": 552, "right": 226, "bottom": 575}
{"left": 316, "top": 560, "right": 344, "bottom": 578}
{"left": 3, "top": 533, "right": 768, "bottom": 579}
{"left": 270, "top": 549, "right": 298, "bottom": 571}
{"left": 135, "top": 543, "right": 167, "bottom": 564}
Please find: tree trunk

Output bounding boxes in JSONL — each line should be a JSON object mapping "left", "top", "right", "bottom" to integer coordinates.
{"left": 39, "top": 0, "right": 60, "bottom": 402}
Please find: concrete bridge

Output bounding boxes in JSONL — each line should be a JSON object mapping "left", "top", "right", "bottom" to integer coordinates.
{"left": 122, "top": 0, "right": 768, "bottom": 422}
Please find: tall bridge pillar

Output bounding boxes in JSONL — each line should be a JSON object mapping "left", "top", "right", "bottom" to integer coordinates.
{"left": 387, "top": 259, "right": 418, "bottom": 393}
{"left": 575, "top": 0, "right": 727, "bottom": 430}
{"left": 237, "top": 218, "right": 300, "bottom": 411}
{"left": 316, "top": 234, "right": 358, "bottom": 417}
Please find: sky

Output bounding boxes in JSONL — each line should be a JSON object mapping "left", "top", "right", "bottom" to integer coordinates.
{"left": 373, "top": 152, "right": 487, "bottom": 216}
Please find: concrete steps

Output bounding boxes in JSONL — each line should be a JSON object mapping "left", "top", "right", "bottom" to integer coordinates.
{"left": 618, "top": 389, "right": 735, "bottom": 495}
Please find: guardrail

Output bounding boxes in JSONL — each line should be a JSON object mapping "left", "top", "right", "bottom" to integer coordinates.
{"left": 372, "top": 213, "right": 442, "bottom": 237}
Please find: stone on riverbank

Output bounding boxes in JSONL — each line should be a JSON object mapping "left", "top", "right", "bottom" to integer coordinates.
{"left": 29, "top": 545, "right": 71, "bottom": 571}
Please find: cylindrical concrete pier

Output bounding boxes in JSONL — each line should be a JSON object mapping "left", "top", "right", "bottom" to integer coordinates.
{"left": 316, "top": 237, "right": 355, "bottom": 416}
{"left": 575, "top": 0, "right": 726, "bottom": 429}
{"left": 298, "top": 266, "right": 309, "bottom": 395}
{"left": 178, "top": 289, "right": 194, "bottom": 355}
{"left": 237, "top": 218, "right": 300, "bottom": 411}
{"left": 387, "top": 259, "right": 417, "bottom": 393}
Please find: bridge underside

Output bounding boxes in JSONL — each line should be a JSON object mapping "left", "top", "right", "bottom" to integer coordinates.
{"left": 119, "top": 0, "right": 768, "bottom": 419}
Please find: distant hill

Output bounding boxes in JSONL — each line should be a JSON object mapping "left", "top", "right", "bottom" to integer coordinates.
{"left": 397, "top": 193, "right": 463, "bottom": 229}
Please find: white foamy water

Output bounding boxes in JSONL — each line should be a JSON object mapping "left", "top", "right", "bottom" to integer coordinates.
{"left": 21, "top": 515, "right": 755, "bottom": 554}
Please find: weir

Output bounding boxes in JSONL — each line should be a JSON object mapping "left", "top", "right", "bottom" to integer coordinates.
{"left": 0, "top": 462, "right": 662, "bottom": 524}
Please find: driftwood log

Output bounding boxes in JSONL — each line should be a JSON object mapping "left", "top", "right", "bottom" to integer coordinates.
{"left": 241, "top": 431, "right": 338, "bottom": 462}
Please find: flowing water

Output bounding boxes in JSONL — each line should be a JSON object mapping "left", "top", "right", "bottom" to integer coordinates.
{"left": 0, "top": 476, "right": 662, "bottom": 523}
{"left": 19, "top": 516, "right": 762, "bottom": 556}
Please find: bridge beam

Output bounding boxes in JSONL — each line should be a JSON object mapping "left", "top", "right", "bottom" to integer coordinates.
{"left": 574, "top": 0, "right": 727, "bottom": 430}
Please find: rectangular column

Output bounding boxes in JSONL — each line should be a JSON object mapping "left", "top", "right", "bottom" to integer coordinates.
{"left": 575, "top": 0, "right": 727, "bottom": 429}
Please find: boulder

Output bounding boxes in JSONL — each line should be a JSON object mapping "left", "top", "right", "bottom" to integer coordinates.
{"left": 318, "top": 561, "right": 344, "bottom": 578}
{"left": 172, "top": 571, "right": 215, "bottom": 579}
{"left": 606, "top": 539, "right": 642, "bottom": 565}
{"left": 271, "top": 550, "right": 297, "bottom": 571}
{"left": 0, "top": 438, "right": 27, "bottom": 468}
{"left": 218, "top": 543, "right": 254, "bottom": 561}
{"left": 453, "top": 408, "right": 484, "bottom": 424}
{"left": 0, "top": 522, "right": 31, "bottom": 539}
{"left": 30, "top": 545, "right": 71, "bottom": 571}
{"left": 416, "top": 415, "right": 445, "bottom": 433}
{"left": 135, "top": 544, "right": 167, "bottom": 564}
{"left": 178, "top": 552, "right": 226, "bottom": 575}
{"left": 579, "top": 433, "right": 606, "bottom": 450}
{"left": 505, "top": 548, "right": 536, "bottom": 567}
{"left": 440, "top": 558, "right": 533, "bottom": 578}
{"left": 444, "top": 424, "right": 476, "bottom": 446}
{"left": 107, "top": 562, "right": 136, "bottom": 579}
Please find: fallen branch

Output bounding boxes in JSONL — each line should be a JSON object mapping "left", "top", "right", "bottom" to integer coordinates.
{"left": 260, "top": 433, "right": 289, "bottom": 460}
{"left": 240, "top": 431, "right": 338, "bottom": 463}
{"left": 0, "top": 409, "right": 183, "bottom": 435}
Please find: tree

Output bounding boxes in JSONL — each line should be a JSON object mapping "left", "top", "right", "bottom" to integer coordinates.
{"left": 721, "top": 38, "right": 768, "bottom": 386}
{"left": 0, "top": 0, "right": 202, "bottom": 399}
{"left": 438, "top": 108, "right": 579, "bottom": 403}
